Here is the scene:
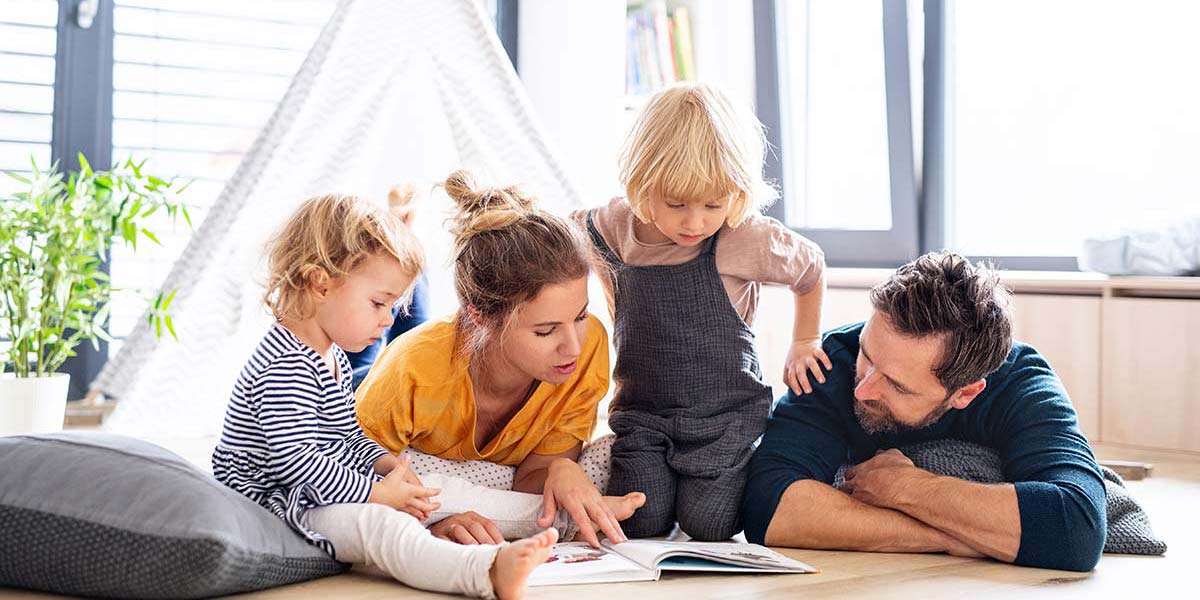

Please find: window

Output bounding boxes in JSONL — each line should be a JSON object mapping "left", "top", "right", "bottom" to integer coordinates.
{"left": 106, "top": 0, "right": 337, "bottom": 354}
{"left": 0, "top": 0, "right": 57, "bottom": 359}
{"left": 944, "top": 0, "right": 1200, "bottom": 259}
{"left": 763, "top": 0, "right": 922, "bottom": 267}
{"left": 777, "top": 0, "right": 892, "bottom": 231}
{"left": 7, "top": 0, "right": 516, "bottom": 396}
{"left": 0, "top": 0, "right": 58, "bottom": 198}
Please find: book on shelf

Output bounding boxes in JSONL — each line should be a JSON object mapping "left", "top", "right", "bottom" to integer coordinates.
{"left": 626, "top": 1, "right": 695, "bottom": 97}
{"left": 528, "top": 539, "right": 819, "bottom": 587}
{"left": 671, "top": 6, "right": 695, "bottom": 81}
{"left": 651, "top": 2, "right": 677, "bottom": 84}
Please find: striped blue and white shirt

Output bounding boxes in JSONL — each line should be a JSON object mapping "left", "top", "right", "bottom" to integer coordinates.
{"left": 212, "top": 324, "right": 390, "bottom": 553}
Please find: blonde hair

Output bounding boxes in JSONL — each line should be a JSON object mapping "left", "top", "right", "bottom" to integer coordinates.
{"left": 264, "top": 191, "right": 424, "bottom": 322}
{"left": 443, "top": 169, "right": 597, "bottom": 357}
{"left": 620, "top": 82, "right": 777, "bottom": 227}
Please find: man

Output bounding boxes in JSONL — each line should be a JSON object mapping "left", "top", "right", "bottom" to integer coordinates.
{"left": 743, "top": 252, "right": 1106, "bottom": 572}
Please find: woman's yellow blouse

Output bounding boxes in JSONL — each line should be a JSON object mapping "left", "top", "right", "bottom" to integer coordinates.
{"left": 355, "top": 313, "right": 610, "bottom": 466}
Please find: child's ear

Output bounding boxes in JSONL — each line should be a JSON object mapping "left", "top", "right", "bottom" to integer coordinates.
{"left": 632, "top": 193, "right": 655, "bottom": 224}
{"left": 726, "top": 192, "right": 748, "bottom": 227}
{"left": 306, "top": 268, "right": 334, "bottom": 301}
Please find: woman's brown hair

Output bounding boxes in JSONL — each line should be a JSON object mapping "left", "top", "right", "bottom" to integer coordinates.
{"left": 443, "top": 169, "right": 598, "bottom": 356}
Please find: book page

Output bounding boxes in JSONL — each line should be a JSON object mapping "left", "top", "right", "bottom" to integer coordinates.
{"left": 655, "top": 557, "right": 784, "bottom": 573}
{"left": 527, "top": 542, "right": 659, "bottom": 587}
{"left": 603, "top": 540, "right": 818, "bottom": 573}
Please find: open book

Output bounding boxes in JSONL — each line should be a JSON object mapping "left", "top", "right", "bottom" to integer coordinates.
{"left": 528, "top": 540, "right": 819, "bottom": 586}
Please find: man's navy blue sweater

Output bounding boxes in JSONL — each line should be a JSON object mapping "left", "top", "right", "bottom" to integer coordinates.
{"left": 743, "top": 323, "right": 1107, "bottom": 572}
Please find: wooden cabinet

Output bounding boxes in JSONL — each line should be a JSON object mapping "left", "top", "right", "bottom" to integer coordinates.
{"left": 754, "top": 272, "right": 1200, "bottom": 453}
{"left": 1009, "top": 294, "right": 1102, "bottom": 441}
{"left": 752, "top": 287, "right": 795, "bottom": 397}
{"left": 822, "top": 288, "right": 874, "bottom": 331}
{"left": 1102, "top": 297, "right": 1200, "bottom": 452}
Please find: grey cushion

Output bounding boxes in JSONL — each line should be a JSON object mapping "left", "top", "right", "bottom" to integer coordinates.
{"left": 833, "top": 439, "right": 1167, "bottom": 556}
{"left": 0, "top": 432, "right": 347, "bottom": 599}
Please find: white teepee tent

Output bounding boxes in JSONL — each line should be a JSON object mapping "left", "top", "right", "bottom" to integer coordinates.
{"left": 93, "top": 0, "right": 582, "bottom": 436}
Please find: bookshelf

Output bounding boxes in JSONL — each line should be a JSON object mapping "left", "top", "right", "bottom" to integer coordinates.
{"left": 517, "top": 0, "right": 756, "bottom": 202}
{"left": 625, "top": 1, "right": 696, "bottom": 103}
{"left": 623, "top": 0, "right": 756, "bottom": 111}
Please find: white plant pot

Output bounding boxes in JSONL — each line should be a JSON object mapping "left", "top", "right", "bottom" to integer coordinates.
{"left": 0, "top": 372, "right": 70, "bottom": 436}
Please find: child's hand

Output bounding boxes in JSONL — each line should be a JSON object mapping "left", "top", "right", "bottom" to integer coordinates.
{"left": 372, "top": 453, "right": 398, "bottom": 475}
{"left": 373, "top": 453, "right": 425, "bottom": 486}
{"left": 393, "top": 454, "right": 425, "bottom": 487}
{"left": 784, "top": 337, "right": 833, "bottom": 395}
{"left": 368, "top": 455, "right": 440, "bottom": 521}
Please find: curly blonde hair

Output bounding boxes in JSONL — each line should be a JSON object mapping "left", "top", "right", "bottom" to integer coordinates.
{"left": 620, "top": 82, "right": 777, "bottom": 227}
{"left": 263, "top": 191, "right": 424, "bottom": 322}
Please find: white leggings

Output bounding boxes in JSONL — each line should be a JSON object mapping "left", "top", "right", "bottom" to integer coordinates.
{"left": 305, "top": 502, "right": 499, "bottom": 598}
{"left": 303, "top": 435, "right": 615, "bottom": 597}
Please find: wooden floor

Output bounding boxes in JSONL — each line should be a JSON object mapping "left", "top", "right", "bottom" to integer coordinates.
{"left": 2, "top": 441, "right": 1193, "bottom": 599}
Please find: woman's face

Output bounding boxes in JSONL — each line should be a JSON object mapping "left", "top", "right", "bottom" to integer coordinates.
{"left": 496, "top": 276, "right": 591, "bottom": 385}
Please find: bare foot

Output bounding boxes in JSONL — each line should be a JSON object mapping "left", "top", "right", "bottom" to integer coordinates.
{"left": 602, "top": 492, "right": 646, "bottom": 523}
{"left": 490, "top": 527, "right": 559, "bottom": 600}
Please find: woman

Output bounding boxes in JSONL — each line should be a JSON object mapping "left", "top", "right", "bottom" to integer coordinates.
{"left": 357, "top": 170, "right": 642, "bottom": 548}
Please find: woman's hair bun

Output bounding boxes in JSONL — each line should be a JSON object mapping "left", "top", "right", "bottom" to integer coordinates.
{"left": 444, "top": 169, "right": 535, "bottom": 240}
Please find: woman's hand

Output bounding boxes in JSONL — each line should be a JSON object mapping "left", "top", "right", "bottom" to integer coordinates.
{"left": 536, "top": 458, "right": 627, "bottom": 548}
{"left": 428, "top": 511, "right": 504, "bottom": 545}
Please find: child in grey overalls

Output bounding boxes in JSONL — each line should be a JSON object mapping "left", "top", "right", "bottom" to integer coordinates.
{"left": 572, "top": 83, "right": 829, "bottom": 540}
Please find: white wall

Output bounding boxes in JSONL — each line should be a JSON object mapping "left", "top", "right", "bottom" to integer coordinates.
{"left": 679, "top": 0, "right": 757, "bottom": 109}
{"left": 517, "top": 0, "right": 627, "bottom": 204}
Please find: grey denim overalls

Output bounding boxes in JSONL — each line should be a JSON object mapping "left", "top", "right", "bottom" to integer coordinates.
{"left": 587, "top": 214, "right": 773, "bottom": 540}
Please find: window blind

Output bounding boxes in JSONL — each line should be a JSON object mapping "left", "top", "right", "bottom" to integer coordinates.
{"left": 107, "top": 0, "right": 337, "bottom": 352}
{"left": 0, "top": 0, "right": 58, "bottom": 198}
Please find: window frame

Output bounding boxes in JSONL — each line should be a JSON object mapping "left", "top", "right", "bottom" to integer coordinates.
{"left": 755, "top": 0, "right": 920, "bottom": 268}
{"left": 756, "top": 0, "right": 1078, "bottom": 271}
{"left": 496, "top": 0, "right": 519, "bottom": 73}
{"left": 921, "top": 0, "right": 1078, "bottom": 271}
{"left": 50, "top": 0, "right": 114, "bottom": 400}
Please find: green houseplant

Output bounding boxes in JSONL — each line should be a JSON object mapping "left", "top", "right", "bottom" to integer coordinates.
{"left": 0, "top": 155, "right": 190, "bottom": 434}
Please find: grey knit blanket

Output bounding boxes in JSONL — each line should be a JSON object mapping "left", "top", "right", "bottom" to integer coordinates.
{"left": 833, "top": 439, "right": 1167, "bottom": 555}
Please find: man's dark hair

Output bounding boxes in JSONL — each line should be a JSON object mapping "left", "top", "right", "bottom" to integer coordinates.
{"left": 869, "top": 251, "right": 1014, "bottom": 392}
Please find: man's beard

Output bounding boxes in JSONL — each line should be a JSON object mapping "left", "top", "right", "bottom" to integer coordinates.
{"left": 852, "top": 373, "right": 954, "bottom": 435}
